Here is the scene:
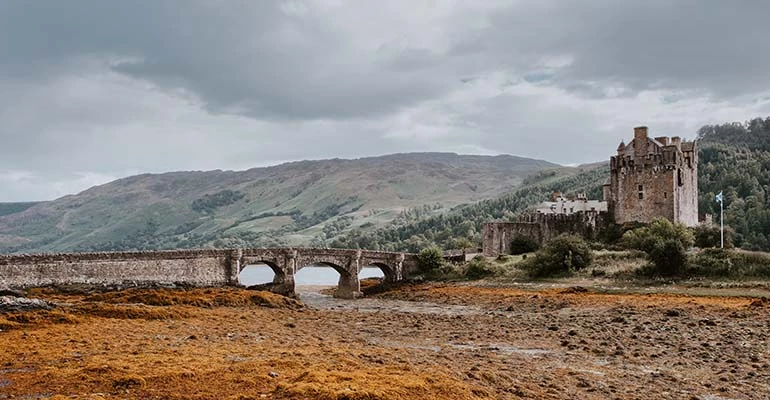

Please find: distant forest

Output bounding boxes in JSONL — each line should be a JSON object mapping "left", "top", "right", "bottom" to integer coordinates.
{"left": 331, "top": 117, "right": 770, "bottom": 252}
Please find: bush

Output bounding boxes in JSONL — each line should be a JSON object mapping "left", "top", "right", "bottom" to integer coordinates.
{"left": 510, "top": 236, "right": 540, "bottom": 255}
{"left": 525, "top": 234, "right": 593, "bottom": 278}
{"left": 464, "top": 256, "right": 500, "bottom": 280}
{"left": 694, "top": 225, "right": 734, "bottom": 248}
{"left": 690, "top": 248, "right": 770, "bottom": 278}
{"left": 417, "top": 246, "right": 444, "bottom": 273}
{"left": 623, "top": 218, "right": 694, "bottom": 276}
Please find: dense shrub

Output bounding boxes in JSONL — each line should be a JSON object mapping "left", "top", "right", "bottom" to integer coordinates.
{"left": 417, "top": 246, "right": 445, "bottom": 273}
{"left": 464, "top": 256, "right": 500, "bottom": 280}
{"left": 623, "top": 218, "right": 694, "bottom": 276}
{"left": 510, "top": 236, "right": 540, "bottom": 255}
{"left": 694, "top": 225, "right": 734, "bottom": 249}
{"left": 525, "top": 234, "right": 593, "bottom": 278}
{"left": 690, "top": 248, "right": 770, "bottom": 278}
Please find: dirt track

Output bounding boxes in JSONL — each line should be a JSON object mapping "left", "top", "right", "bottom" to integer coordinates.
{"left": 1, "top": 284, "right": 769, "bottom": 399}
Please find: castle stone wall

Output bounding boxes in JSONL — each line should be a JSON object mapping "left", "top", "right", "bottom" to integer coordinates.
{"left": 482, "top": 212, "right": 607, "bottom": 257}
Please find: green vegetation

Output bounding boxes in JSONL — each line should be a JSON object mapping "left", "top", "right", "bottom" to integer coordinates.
{"left": 697, "top": 117, "right": 770, "bottom": 250}
{"left": 623, "top": 218, "right": 694, "bottom": 276}
{"left": 3, "top": 117, "right": 770, "bottom": 255}
{"left": 463, "top": 255, "right": 502, "bottom": 279}
{"left": 191, "top": 190, "right": 245, "bottom": 213}
{"left": 0, "top": 153, "right": 555, "bottom": 253}
{"left": 0, "top": 202, "right": 41, "bottom": 217}
{"left": 522, "top": 234, "right": 593, "bottom": 278}
{"left": 416, "top": 246, "right": 445, "bottom": 273}
{"left": 509, "top": 236, "right": 540, "bottom": 255}
{"left": 689, "top": 248, "right": 770, "bottom": 279}
{"left": 693, "top": 224, "right": 734, "bottom": 249}
{"left": 330, "top": 165, "right": 608, "bottom": 252}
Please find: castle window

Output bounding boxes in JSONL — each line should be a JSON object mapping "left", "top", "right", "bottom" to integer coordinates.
{"left": 638, "top": 185, "right": 643, "bottom": 191}
{"left": 664, "top": 192, "right": 667, "bottom": 199}
{"left": 638, "top": 184, "right": 644, "bottom": 200}
{"left": 677, "top": 169, "right": 683, "bottom": 186}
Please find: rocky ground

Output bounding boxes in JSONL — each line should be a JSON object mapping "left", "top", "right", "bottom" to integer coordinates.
{"left": 0, "top": 283, "right": 769, "bottom": 399}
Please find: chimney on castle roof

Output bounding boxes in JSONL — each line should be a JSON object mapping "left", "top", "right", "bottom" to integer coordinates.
{"left": 634, "top": 126, "right": 648, "bottom": 140}
{"left": 655, "top": 136, "right": 669, "bottom": 146}
{"left": 633, "top": 126, "right": 648, "bottom": 154}
{"left": 671, "top": 136, "right": 682, "bottom": 149}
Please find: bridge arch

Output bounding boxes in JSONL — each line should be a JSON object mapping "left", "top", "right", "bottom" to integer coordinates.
{"left": 360, "top": 262, "right": 396, "bottom": 283}
{"left": 239, "top": 258, "right": 282, "bottom": 276}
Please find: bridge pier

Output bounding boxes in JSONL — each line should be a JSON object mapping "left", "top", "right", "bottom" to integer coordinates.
{"left": 268, "top": 271, "right": 296, "bottom": 298}
{"left": 334, "top": 272, "right": 362, "bottom": 299}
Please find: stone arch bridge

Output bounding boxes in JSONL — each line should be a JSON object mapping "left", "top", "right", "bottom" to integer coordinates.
{"left": 0, "top": 248, "right": 419, "bottom": 299}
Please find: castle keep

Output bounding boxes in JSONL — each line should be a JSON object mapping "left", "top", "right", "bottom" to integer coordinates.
{"left": 483, "top": 125, "right": 699, "bottom": 257}
{"left": 605, "top": 126, "right": 698, "bottom": 227}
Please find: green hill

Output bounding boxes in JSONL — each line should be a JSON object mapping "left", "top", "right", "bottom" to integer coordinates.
{"left": 329, "top": 164, "right": 608, "bottom": 252}
{"left": 697, "top": 117, "right": 770, "bottom": 250}
{"left": 333, "top": 117, "right": 770, "bottom": 252}
{"left": 0, "top": 202, "right": 41, "bottom": 217}
{"left": 0, "top": 153, "right": 558, "bottom": 253}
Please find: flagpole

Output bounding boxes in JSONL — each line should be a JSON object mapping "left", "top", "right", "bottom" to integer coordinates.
{"left": 716, "top": 191, "right": 724, "bottom": 249}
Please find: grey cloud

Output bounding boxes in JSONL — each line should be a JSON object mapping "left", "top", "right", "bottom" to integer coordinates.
{"left": 0, "top": 1, "right": 453, "bottom": 120}
{"left": 467, "top": 0, "right": 770, "bottom": 98}
{"left": 2, "top": 1, "right": 770, "bottom": 201}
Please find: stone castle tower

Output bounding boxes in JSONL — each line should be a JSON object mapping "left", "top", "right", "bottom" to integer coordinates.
{"left": 604, "top": 126, "right": 698, "bottom": 227}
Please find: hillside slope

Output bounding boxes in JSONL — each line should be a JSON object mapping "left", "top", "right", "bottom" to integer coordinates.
{"left": 697, "top": 117, "right": 770, "bottom": 250}
{"left": 330, "top": 164, "right": 608, "bottom": 252}
{"left": 0, "top": 153, "right": 558, "bottom": 253}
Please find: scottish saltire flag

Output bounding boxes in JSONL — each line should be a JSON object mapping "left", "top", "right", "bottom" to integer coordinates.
{"left": 715, "top": 191, "right": 723, "bottom": 204}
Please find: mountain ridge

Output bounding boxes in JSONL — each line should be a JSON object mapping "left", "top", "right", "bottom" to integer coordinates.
{"left": 0, "top": 152, "right": 562, "bottom": 253}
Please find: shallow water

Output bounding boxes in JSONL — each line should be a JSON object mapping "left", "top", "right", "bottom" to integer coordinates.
{"left": 239, "top": 264, "right": 384, "bottom": 286}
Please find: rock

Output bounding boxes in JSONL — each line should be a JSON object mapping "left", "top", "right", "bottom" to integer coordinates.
{"left": 268, "top": 371, "right": 279, "bottom": 378}
{"left": 0, "top": 296, "right": 54, "bottom": 313}
{"left": 0, "top": 288, "right": 26, "bottom": 297}
{"left": 664, "top": 309, "right": 681, "bottom": 317}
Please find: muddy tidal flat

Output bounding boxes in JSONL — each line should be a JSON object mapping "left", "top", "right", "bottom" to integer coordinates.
{"left": 1, "top": 284, "right": 769, "bottom": 399}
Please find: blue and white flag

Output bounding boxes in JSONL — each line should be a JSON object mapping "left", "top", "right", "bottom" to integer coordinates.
{"left": 715, "top": 191, "right": 723, "bottom": 204}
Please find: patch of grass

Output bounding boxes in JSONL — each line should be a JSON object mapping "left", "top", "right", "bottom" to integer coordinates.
{"left": 690, "top": 248, "right": 770, "bottom": 279}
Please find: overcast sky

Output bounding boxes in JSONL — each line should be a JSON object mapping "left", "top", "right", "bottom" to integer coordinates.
{"left": 2, "top": 1, "right": 770, "bottom": 201}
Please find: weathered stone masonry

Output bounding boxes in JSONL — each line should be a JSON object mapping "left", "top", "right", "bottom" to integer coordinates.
{"left": 482, "top": 212, "right": 607, "bottom": 257}
{"left": 0, "top": 248, "right": 418, "bottom": 299}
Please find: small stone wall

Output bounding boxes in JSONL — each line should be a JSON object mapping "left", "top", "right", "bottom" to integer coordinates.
{"left": 482, "top": 212, "right": 608, "bottom": 257}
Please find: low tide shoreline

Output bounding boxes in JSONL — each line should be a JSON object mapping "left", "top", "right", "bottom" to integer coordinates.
{"left": 1, "top": 282, "right": 769, "bottom": 399}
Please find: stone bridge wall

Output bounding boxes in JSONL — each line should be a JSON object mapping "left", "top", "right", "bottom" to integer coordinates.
{"left": 0, "top": 248, "right": 418, "bottom": 299}
{"left": 0, "top": 249, "right": 238, "bottom": 289}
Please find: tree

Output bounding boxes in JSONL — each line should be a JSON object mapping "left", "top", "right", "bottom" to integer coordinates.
{"left": 417, "top": 246, "right": 444, "bottom": 273}
{"left": 622, "top": 218, "right": 694, "bottom": 276}
{"left": 525, "top": 234, "right": 593, "bottom": 278}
